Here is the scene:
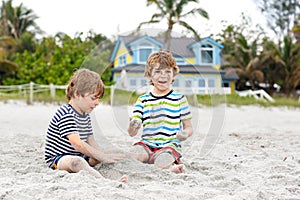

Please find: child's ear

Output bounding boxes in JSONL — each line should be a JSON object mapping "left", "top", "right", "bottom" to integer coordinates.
{"left": 144, "top": 70, "right": 151, "bottom": 78}
{"left": 74, "top": 91, "right": 80, "bottom": 99}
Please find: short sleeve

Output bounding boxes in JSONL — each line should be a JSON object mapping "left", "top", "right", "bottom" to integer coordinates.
{"left": 131, "top": 97, "right": 143, "bottom": 121}
{"left": 58, "top": 113, "right": 78, "bottom": 137}
{"left": 180, "top": 95, "right": 192, "bottom": 121}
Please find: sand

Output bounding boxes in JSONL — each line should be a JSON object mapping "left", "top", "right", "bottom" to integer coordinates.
{"left": 0, "top": 100, "right": 299, "bottom": 200}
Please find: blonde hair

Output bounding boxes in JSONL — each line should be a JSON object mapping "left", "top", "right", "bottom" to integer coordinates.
{"left": 66, "top": 68, "right": 104, "bottom": 100}
{"left": 144, "top": 51, "right": 179, "bottom": 85}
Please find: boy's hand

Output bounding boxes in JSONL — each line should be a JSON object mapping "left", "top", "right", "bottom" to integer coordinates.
{"left": 130, "top": 118, "right": 142, "bottom": 129}
{"left": 176, "top": 130, "right": 189, "bottom": 141}
{"left": 100, "top": 153, "right": 126, "bottom": 163}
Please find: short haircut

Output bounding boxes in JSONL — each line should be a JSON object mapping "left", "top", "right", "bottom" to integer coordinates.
{"left": 66, "top": 68, "right": 104, "bottom": 100}
{"left": 144, "top": 51, "right": 179, "bottom": 85}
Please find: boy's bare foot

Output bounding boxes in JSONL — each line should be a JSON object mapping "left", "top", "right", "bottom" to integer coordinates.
{"left": 170, "top": 164, "right": 185, "bottom": 174}
{"left": 120, "top": 175, "right": 128, "bottom": 183}
{"left": 154, "top": 153, "right": 175, "bottom": 169}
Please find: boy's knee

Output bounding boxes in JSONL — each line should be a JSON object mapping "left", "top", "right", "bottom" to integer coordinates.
{"left": 154, "top": 153, "right": 175, "bottom": 169}
{"left": 131, "top": 145, "right": 149, "bottom": 163}
{"left": 70, "top": 157, "right": 87, "bottom": 171}
{"left": 88, "top": 157, "right": 100, "bottom": 167}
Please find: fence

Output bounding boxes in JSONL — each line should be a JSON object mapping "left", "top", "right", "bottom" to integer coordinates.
{"left": 0, "top": 82, "right": 119, "bottom": 104}
{"left": 236, "top": 89, "right": 275, "bottom": 102}
{"left": 1, "top": 82, "right": 234, "bottom": 104}
{"left": 0, "top": 82, "right": 67, "bottom": 104}
{"left": 2, "top": 82, "right": 274, "bottom": 104}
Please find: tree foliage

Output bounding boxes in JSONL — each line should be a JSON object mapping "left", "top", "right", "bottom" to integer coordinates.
{"left": 0, "top": 0, "right": 41, "bottom": 39}
{"left": 137, "top": 0, "right": 209, "bottom": 50}
{"left": 0, "top": 0, "right": 300, "bottom": 97}
{"left": 254, "top": 0, "right": 300, "bottom": 43}
{"left": 3, "top": 31, "right": 113, "bottom": 85}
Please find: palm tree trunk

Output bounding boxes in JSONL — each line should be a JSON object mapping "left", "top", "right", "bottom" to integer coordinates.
{"left": 164, "top": 24, "right": 173, "bottom": 51}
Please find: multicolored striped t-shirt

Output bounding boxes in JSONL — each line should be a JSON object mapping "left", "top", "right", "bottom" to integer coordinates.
{"left": 131, "top": 90, "right": 192, "bottom": 155}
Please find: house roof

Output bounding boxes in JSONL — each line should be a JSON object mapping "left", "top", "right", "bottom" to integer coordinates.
{"left": 119, "top": 35, "right": 222, "bottom": 57}
{"left": 222, "top": 68, "right": 239, "bottom": 80}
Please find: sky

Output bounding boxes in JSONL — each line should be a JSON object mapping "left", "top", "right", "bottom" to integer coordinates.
{"left": 12, "top": 0, "right": 270, "bottom": 39}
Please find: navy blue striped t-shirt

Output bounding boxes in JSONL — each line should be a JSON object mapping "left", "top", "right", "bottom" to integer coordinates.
{"left": 44, "top": 104, "right": 93, "bottom": 167}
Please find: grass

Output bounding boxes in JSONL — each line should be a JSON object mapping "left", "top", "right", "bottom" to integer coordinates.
{"left": 193, "top": 94, "right": 300, "bottom": 108}
{"left": 1, "top": 88, "right": 299, "bottom": 108}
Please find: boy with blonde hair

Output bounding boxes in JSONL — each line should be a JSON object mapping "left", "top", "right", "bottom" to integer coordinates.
{"left": 128, "top": 51, "right": 193, "bottom": 173}
{"left": 45, "top": 68, "right": 127, "bottom": 183}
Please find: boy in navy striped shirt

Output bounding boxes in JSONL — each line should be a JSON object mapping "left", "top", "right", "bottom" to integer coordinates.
{"left": 128, "top": 51, "right": 193, "bottom": 173}
{"left": 45, "top": 68, "right": 127, "bottom": 183}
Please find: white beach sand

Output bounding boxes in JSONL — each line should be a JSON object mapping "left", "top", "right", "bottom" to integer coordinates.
{"left": 0, "top": 100, "right": 299, "bottom": 200}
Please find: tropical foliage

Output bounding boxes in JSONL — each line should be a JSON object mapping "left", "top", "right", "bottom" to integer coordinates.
{"left": 218, "top": 2, "right": 300, "bottom": 96}
{"left": 137, "top": 0, "right": 209, "bottom": 50}
{"left": 254, "top": 0, "right": 300, "bottom": 44}
{"left": 0, "top": 0, "right": 299, "bottom": 97}
{"left": 0, "top": 0, "right": 113, "bottom": 85}
{"left": 223, "top": 34, "right": 264, "bottom": 90}
{"left": 0, "top": 36, "right": 18, "bottom": 82}
{"left": 3, "top": 31, "right": 114, "bottom": 85}
{"left": 0, "top": 0, "right": 41, "bottom": 39}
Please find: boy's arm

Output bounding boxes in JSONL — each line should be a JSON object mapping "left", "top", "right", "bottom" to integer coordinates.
{"left": 176, "top": 119, "right": 193, "bottom": 141}
{"left": 183, "top": 119, "right": 193, "bottom": 137}
{"left": 67, "top": 133, "right": 124, "bottom": 163}
{"left": 128, "top": 118, "right": 142, "bottom": 137}
{"left": 86, "top": 136, "right": 101, "bottom": 150}
{"left": 87, "top": 136, "right": 121, "bottom": 154}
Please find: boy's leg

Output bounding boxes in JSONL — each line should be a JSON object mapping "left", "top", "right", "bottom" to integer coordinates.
{"left": 130, "top": 144, "right": 150, "bottom": 163}
{"left": 153, "top": 148, "right": 185, "bottom": 173}
{"left": 154, "top": 152, "right": 175, "bottom": 169}
{"left": 57, "top": 155, "right": 103, "bottom": 178}
{"left": 56, "top": 155, "right": 128, "bottom": 183}
{"left": 169, "top": 164, "right": 185, "bottom": 173}
{"left": 88, "top": 157, "right": 100, "bottom": 167}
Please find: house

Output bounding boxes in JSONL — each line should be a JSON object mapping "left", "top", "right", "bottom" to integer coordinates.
{"left": 110, "top": 34, "right": 238, "bottom": 94}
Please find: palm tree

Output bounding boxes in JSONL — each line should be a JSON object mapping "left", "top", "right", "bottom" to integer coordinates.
{"left": 137, "top": 0, "right": 209, "bottom": 50}
{"left": 223, "top": 34, "right": 264, "bottom": 90}
{"left": 0, "top": 36, "right": 18, "bottom": 84}
{"left": 0, "top": 0, "right": 41, "bottom": 39}
{"left": 258, "top": 38, "right": 285, "bottom": 93}
{"left": 258, "top": 35, "right": 300, "bottom": 96}
{"left": 280, "top": 36, "right": 300, "bottom": 95}
{"left": 292, "top": 15, "right": 300, "bottom": 43}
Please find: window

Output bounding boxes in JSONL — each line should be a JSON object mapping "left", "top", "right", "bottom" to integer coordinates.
{"left": 198, "top": 79, "right": 205, "bottom": 87}
{"left": 175, "top": 57, "right": 185, "bottom": 64}
{"left": 139, "top": 48, "right": 152, "bottom": 63}
{"left": 130, "top": 79, "right": 137, "bottom": 86}
{"left": 223, "top": 82, "right": 229, "bottom": 87}
{"left": 185, "top": 80, "right": 192, "bottom": 87}
{"left": 138, "top": 42, "right": 153, "bottom": 63}
{"left": 208, "top": 79, "right": 215, "bottom": 88}
{"left": 201, "top": 44, "right": 213, "bottom": 64}
{"left": 118, "top": 54, "right": 126, "bottom": 66}
{"left": 141, "top": 79, "right": 147, "bottom": 86}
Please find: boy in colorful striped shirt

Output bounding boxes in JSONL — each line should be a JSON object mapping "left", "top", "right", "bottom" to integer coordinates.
{"left": 128, "top": 51, "right": 193, "bottom": 173}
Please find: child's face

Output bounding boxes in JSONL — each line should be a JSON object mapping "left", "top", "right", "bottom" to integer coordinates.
{"left": 74, "top": 92, "right": 100, "bottom": 114}
{"left": 150, "top": 65, "right": 174, "bottom": 93}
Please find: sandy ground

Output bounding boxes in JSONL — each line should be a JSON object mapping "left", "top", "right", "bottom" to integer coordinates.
{"left": 0, "top": 100, "right": 299, "bottom": 200}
